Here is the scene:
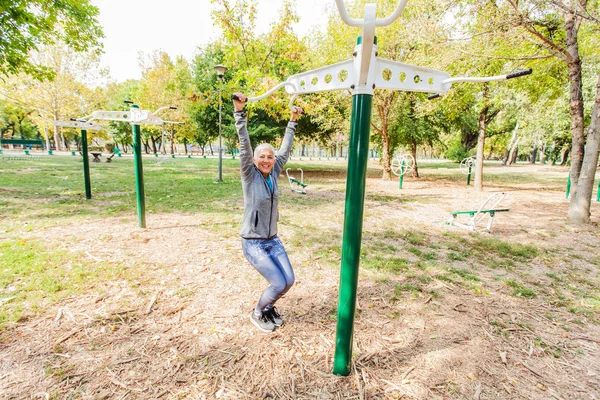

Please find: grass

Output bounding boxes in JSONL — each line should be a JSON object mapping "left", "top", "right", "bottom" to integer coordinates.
{"left": 0, "top": 155, "right": 596, "bottom": 330}
{"left": 0, "top": 239, "right": 136, "bottom": 329}
{"left": 471, "top": 237, "right": 539, "bottom": 261}
{"left": 506, "top": 279, "right": 537, "bottom": 298}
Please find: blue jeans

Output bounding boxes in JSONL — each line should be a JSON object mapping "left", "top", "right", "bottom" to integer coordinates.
{"left": 242, "top": 236, "right": 295, "bottom": 312}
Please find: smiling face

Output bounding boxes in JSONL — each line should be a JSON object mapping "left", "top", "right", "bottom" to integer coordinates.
{"left": 253, "top": 147, "right": 275, "bottom": 177}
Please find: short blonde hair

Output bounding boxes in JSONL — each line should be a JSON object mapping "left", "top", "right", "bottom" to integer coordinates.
{"left": 254, "top": 143, "right": 275, "bottom": 158}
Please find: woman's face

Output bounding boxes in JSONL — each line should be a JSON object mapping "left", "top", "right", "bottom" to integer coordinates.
{"left": 254, "top": 148, "right": 275, "bottom": 177}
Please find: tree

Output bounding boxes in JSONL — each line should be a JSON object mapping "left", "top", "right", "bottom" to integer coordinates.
{"left": 315, "top": 0, "right": 454, "bottom": 180}
{"left": 207, "top": 0, "right": 308, "bottom": 152}
{"left": 0, "top": 99, "right": 39, "bottom": 140}
{"left": 0, "top": 0, "right": 103, "bottom": 80}
{"left": 136, "top": 52, "right": 193, "bottom": 154}
{"left": 465, "top": 0, "right": 600, "bottom": 219}
{"left": 1, "top": 43, "right": 105, "bottom": 150}
{"left": 103, "top": 80, "right": 141, "bottom": 153}
{"left": 569, "top": 73, "right": 600, "bottom": 223}
{"left": 386, "top": 92, "right": 441, "bottom": 177}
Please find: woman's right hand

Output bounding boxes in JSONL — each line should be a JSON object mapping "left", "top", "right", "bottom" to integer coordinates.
{"left": 232, "top": 92, "right": 247, "bottom": 112}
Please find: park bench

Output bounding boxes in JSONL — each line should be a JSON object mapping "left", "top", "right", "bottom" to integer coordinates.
{"left": 90, "top": 152, "right": 102, "bottom": 162}
{"left": 447, "top": 192, "right": 509, "bottom": 232}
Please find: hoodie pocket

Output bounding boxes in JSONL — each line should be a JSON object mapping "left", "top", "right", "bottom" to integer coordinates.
{"left": 253, "top": 210, "right": 259, "bottom": 229}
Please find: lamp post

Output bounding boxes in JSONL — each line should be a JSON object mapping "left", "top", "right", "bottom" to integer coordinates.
{"left": 214, "top": 64, "right": 227, "bottom": 183}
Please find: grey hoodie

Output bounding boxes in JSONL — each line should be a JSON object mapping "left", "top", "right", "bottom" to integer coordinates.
{"left": 235, "top": 111, "right": 297, "bottom": 239}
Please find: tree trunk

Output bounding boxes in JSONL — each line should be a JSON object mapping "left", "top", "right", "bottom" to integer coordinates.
{"left": 150, "top": 136, "right": 157, "bottom": 154}
{"left": 53, "top": 125, "right": 61, "bottom": 151}
{"left": 560, "top": 147, "right": 570, "bottom": 166}
{"left": 568, "top": 73, "right": 600, "bottom": 224}
{"left": 565, "top": 13, "right": 586, "bottom": 202}
{"left": 381, "top": 129, "right": 392, "bottom": 180}
{"left": 503, "top": 122, "right": 519, "bottom": 165}
{"left": 170, "top": 126, "right": 175, "bottom": 155}
{"left": 43, "top": 126, "right": 51, "bottom": 151}
{"left": 461, "top": 129, "right": 478, "bottom": 150}
{"left": 508, "top": 143, "right": 519, "bottom": 165}
{"left": 487, "top": 144, "right": 494, "bottom": 160}
{"left": 410, "top": 140, "right": 419, "bottom": 178}
{"left": 529, "top": 142, "right": 538, "bottom": 164}
{"left": 540, "top": 143, "right": 547, "bottom": 164}
{"left": 474, "top": 85, "right": 489, "bottom": 191}
{"left": 374, "top": 97, "right": 393, "bottom": 181}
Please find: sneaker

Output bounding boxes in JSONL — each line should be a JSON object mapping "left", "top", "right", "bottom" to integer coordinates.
{"left": 250, "top": 311, "right": 276, "bottom": 332}
{"left": 265, "top": 306, "right": 284, "bottom": 326}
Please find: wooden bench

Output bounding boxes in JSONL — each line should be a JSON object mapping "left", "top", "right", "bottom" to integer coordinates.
{"left": 90, "top": 152, "right": 102, "bottom": 162}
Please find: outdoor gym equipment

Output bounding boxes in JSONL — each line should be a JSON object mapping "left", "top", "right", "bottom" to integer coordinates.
{"left": 0, "top": 138, "right": 44, "bottom": 155}
{"left": 77, "top": 102, "right": 178, "bottom": 228}
{"left": 391, "top": 154, "right": 415, "bottom": 189}
{"left": 236, "top": 0, "right": 532, "bottom": 376}
{"left": 286, "top": 168, "right": 307, "bottom": 194}
{"left": 447, "top": 192, "right": 510, "bottom": 232}
{"left": 51, "top": 119, "right": 106, "bottom": 200}
{"left": 460, "top": 156, "right": 476, "bottom": 186}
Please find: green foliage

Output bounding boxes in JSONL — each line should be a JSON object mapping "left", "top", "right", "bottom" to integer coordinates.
{"left": 0, "top": 0, "right": 103, "bottom": 79}
{"left": 444, "top": 137, "right": 472, "bottom": 163}
{"left": 0, "top": 100, "right": 40, "bottom": 139}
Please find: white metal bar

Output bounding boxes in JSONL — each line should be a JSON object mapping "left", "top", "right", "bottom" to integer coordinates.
{"left": 247, "top": 82, "right": 299, "bottom": 103}
{"left": 335, "top": 0, "right": 408, "bottom": 27}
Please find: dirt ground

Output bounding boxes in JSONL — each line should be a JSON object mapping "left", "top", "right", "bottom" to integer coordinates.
{"left": 1, "top": 163, "right": 600, "bottom": 399}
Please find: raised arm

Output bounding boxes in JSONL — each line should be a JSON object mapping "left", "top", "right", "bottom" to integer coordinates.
{"left": 273, "top": 106, "right": 303, "bottom": 176}
{"left": 233, "top": 92, "right": 254, "bottom": 179}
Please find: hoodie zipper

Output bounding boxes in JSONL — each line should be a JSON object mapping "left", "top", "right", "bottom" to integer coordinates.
{"left": 265, "top": 174, "right": 274, "bottom": 238}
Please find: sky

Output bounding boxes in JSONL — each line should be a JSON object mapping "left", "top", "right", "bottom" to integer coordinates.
{"left": 93, "top": 0, "right": 331, "bottom": 82}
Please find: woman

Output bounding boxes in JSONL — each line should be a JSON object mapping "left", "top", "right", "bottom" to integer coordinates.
{"left": 232, "top": 92, "right": 303, "bottom": 332}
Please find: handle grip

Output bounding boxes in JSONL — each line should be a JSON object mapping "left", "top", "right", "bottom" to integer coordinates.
{"left": 231, "top": 94, "right": 248, "bottom": 103}
{"left": 428, "top": 93, "right": 441, "bottom": 100}
{"left": 506, "top": 68, "right": 532, "bottom": 80}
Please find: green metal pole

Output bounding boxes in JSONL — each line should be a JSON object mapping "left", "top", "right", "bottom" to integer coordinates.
{"left": 467, "top": 164, "right": 472, "bottom": 186}
{"left": 80, "top": 129, "right": 92, "bottom": 199}
{"left": 596, "top": 179, "right": 599, "bottom": 202}
{"left": 131, "top": 105, "right": 146, "bottom": 228}
{"left": 333, "top": 94, "right": 373, "bottom": 376}
{"left": 217, "top": 79, "right": 223, "bottom": 182}
{"left": 566, "top": 175, "right": 571, "bottom": 199}
{"left": 399, "top": 159, "right": 405, "bottom": 189}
